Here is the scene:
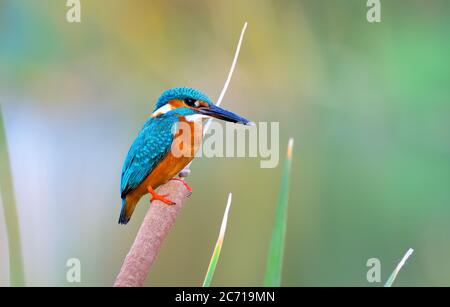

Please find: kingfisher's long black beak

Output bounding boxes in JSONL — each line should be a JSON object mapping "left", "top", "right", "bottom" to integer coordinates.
{"left": 197, "top": 104, "right": 255, "bottom": 126}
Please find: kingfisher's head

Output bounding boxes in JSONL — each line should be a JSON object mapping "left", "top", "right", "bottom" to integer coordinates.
{"left": 152, "top": 87, "right": 254, "bottom": 125}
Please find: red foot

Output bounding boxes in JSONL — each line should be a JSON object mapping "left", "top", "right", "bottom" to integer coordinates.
{"left": 170, "top": 178, "right": 193, "bottom": 192}
{"left": 147, "top": 186, "right": 175, "bottom": 205}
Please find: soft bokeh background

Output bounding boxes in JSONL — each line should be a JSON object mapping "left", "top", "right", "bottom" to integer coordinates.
{"left": 0, "top": 0, "right": 449, "bottom": 286}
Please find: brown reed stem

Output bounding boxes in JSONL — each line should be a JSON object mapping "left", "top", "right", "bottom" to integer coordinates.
{"left": 114, "top": 180, "right": 191, "bottom": 287}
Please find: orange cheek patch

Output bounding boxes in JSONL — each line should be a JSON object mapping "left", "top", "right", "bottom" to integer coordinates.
{"left": 169, "top": 99, "right": 187, "bottom": 108}
{"left": 199, "top": 101, "right": 209, "bottom": 108}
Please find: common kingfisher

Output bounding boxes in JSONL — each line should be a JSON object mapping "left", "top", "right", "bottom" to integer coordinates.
{"left": 119, "top": 87, "right": 253, "bottom": 224}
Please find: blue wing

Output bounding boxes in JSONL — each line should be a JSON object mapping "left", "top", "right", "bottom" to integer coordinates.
{"left": 120, "top": 116, "right": 177, "bottom": 198}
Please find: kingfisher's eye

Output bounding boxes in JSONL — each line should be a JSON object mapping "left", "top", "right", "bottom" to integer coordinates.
{"left": 184, "top": 98, "right": 198, "bottom": 106}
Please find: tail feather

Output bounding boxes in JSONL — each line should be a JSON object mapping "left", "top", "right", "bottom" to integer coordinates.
{"left": 118, "top": 198, "right": 136, "bottom": 225}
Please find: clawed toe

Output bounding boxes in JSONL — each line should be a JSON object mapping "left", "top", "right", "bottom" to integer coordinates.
{"left": 148, "top": 186, "right": 176, "bottom": 206}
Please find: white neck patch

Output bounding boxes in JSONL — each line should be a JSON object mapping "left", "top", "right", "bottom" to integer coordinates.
{"left": 152, "top": 104, "right": 174, "bottom": 117}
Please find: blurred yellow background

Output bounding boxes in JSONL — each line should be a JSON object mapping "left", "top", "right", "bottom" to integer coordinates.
{"left": 0, "top": 0, "right": 449, "bottom": 286}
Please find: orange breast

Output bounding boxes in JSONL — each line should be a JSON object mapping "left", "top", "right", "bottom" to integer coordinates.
{"left": 126, "top": 118, "right": 203, "bottom": 204}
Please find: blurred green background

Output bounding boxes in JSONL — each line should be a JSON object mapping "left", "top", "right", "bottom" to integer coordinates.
{"left": 1, "top": 0, "right": 449, "bottom": 286}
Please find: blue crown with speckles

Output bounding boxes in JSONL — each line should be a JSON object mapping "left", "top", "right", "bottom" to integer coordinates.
{"left": 154, "top": 87, "right": 213, "bottom": 111}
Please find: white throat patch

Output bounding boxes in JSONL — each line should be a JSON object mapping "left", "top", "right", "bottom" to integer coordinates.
{"left": 185, "top": 114, "right": 208, "bottom": 122}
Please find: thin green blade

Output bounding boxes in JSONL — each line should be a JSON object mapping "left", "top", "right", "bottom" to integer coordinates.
{"left": 0, "top": 105, "right": 26, "bottom": 286}
{"left": 264, "top": 138, "right": 294, "bottom": 287}
{"left": 384, "top": 248, "right": 414, "bottom": 287}
{"left": 202, "top": 193, "right": 232, "bottom": 287}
